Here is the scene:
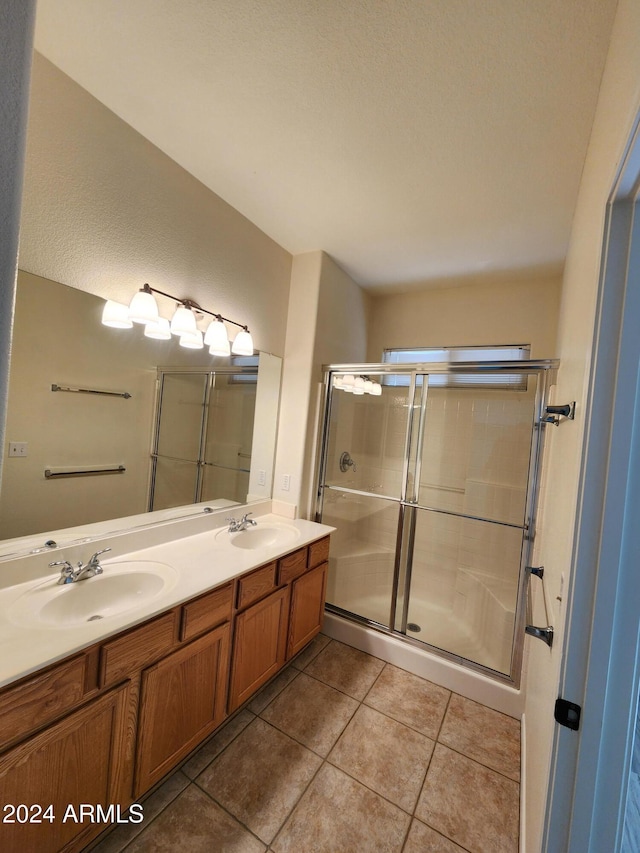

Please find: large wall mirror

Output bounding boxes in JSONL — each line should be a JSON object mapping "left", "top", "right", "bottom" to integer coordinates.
{"left": 0, "top": 271, "right": 281, "bottom": 549}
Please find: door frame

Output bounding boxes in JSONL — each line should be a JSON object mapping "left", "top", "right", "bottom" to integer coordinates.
{"left": 544, "top": 114, "right": 640, "bottom": 852}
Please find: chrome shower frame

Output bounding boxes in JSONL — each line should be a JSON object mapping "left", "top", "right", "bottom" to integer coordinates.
{"left": 315, "top": 359, "right": 559, "bottom": 687}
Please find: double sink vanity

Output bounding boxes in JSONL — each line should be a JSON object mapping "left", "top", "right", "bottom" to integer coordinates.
{"left": 0, "top": 503, "right": 333, "bottom": 853}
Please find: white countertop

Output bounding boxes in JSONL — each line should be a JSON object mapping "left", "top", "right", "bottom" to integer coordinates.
{"left": 0, "top": 510, "right": 334, "bottom": 689}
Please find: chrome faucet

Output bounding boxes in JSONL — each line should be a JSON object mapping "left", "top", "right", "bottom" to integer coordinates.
{"left": 51, "top": 548, "right": 111, "bottom": 585}
{"left": 226, "top": 513, "right": 257, "bottom": 533}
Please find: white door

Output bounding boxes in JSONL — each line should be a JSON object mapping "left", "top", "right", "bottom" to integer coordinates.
{"left": 544, "top": 118, "right": 640, "bottom": 852}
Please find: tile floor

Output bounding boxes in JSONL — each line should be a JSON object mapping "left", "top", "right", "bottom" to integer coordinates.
{"left": 92, "top": 635, "right": 520, "bottom": 853}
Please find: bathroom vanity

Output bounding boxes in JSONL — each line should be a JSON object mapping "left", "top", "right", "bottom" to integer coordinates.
{"left": 0, "top": 509, "right": 331, "bottom": 853}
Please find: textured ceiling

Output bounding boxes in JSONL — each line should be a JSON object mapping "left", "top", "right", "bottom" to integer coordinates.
{"left": 33, "top": 0, "right": 617, "bottom": 291}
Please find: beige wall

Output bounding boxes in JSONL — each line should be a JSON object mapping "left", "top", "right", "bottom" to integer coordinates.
{"left": 367, "top": 275, "right": 561, "bottom": 361}
{"left": 525, "top": 0, "right": 640, "bottom": 849}
{"left": 273, "top": 251, "right": 370, "bottom": 516}
{"left": 2, "top": 271, "right": 158, "bottom": 537}
{"left": 19, "top": 53, "right": 292, "bottom": 357}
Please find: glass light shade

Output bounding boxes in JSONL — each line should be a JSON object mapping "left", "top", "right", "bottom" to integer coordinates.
{"left": 204, "top": 319, "right": 230, "bottom": 356}
{"left": 102, "top": 300, "right": 133, "bottom": 329}
{"left": 231, "top": 329, "right": 254, "bottom": 356}
{"left": 170, "top": 305, "right": 197, "bottom": 336}
{"left": 128, "top": 289, "right": 159, "bottom": 324}
{"left": 179, "top": 329, "right": 204, "bottom": 349}
{"left": 144, "top": 317, "right": 172, "bottom": 340}
{"left": 353, "top": 377, "right": 365, "bottom": 395}
{"left": 371, "top": 382, "right": 382, "bottom": 396}
{"left": 363, "top": 379, "right": 374, "bottom": 394}
{"left": 341, "top": 375, "right": 355, "bottom": 388}
{"left": 333, "top": 375, "right": 345, "bottom": 389}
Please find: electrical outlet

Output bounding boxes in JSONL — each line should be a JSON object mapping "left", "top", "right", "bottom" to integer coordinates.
{"left": 8, "top": 442, "right": 27, "bottom": 458}
{"left": 282, "top": 473, "right": 291, "bottom": 491}
{"left": 258, "top": 469, "right": 266, "bottom": 486}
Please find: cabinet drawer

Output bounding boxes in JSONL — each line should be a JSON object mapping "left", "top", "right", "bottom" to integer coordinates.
{"left": 0, "top": 655, "right": 86, "bottom": 750}
{"left": 101, "top": 612, "right": 177, "bottom": 686}
{"left": 277, "top": 547, "right": 308, "bottom": 585}
{"left": 236, "top": 562, "right": 277, "bottom": 610}
{"left": 308, "top": 536, "right": 330, "bottom": 569}
{"left": 181, "top": 583, "right": 233, "bottom": 642}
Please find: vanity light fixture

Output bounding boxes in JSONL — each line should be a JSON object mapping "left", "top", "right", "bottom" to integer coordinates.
{"left": 179, "top": 329, "right": 204, "bottom": 350}
{"left": 204, "top": 317, "right": 231, "bottom": 357}
{"left": 144, "top": 317, "right": 172, "bottom": 340}
{"left": 101, "top": 283, "right": 254, "bottom": 357}
{"left": 333, "top": 374, "right": 382, "bottom": 396}
{"left": 128, "top": 288, "right": 159, "bottom": 324}
{"left": 101, "top": 300, "right": 133, "bottom": 329}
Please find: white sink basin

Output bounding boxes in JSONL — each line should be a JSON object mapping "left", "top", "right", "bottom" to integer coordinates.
{"left": 10, "top": 561, "right": 177, "bottom": 628}
{"left": 215, "top": 522, "right": 300, "bottom": 551}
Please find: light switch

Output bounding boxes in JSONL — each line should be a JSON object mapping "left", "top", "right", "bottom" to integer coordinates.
{"left": 8, "top": 442, "right": 27, "bottom": 457}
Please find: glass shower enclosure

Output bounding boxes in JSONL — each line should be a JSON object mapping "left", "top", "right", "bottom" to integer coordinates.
{"left": 315, "top": 360, "right": 557, "bottom": 684}
{"left": 149, "top": 365, "right": 258, "bottom": 511}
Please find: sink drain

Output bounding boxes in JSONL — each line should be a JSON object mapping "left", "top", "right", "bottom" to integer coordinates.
{"left": 407, "top": 622, "right": 421, "bottom": 633}
{"left": 87, "top": 615, "right": 104, "bottom": 621}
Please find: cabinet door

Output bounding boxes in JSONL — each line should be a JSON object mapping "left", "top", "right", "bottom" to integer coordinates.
{"left": 288, "top": 561, "right": 328, "bottom": 659}
{"left": 135, "top": 623, "right": 230, "bottom": 795}
{"left": 0, "top": 682, "right": 130, "bottom": 853}
{"left": 228, "top": 586, "right": 290, "bottom": 712}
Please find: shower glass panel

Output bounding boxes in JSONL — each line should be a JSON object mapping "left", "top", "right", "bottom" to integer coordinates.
{"left": 317, "top": 361, "right": 553, "bottom": 684}
{"left": 202, "top": 373, "right": 257, "bottom": 503}
{"left": 397, "top": 510, "right": 525, "bottom": 675}
{"left": 321, "top": 491, "right": 400, "bottom": 626}
{"left": 417, "top": 381, "right": 536, "bottom": 525}
{"left": 151, "top": 457, "right": 200, "bottom": 510}
{"left": 149, "top": 366, "right": 258, "bottom": 510}
{"left": 323, "top": 375, "right": 417, "bottom": 499}
{"left": 156, "top": 373, "right": 208, "bottom": 462}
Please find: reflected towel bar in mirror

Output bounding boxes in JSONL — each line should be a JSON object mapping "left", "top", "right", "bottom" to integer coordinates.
{"left": 51, "top": 383, "right": 132, "bottom": 399}
{"left": 45, "top": 465, "right": 126, "bottom": 479}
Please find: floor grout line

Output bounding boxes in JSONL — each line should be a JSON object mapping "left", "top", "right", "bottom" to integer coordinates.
{"left": 98, "top": 634, "right": 520, "bottom": 853}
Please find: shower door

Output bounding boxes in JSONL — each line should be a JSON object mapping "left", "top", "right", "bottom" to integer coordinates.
{"left": 317, "top": 363, "right": 547, "bottom": 681}
{"left": 149, "top": 367, "right": 258, "bottom": 511}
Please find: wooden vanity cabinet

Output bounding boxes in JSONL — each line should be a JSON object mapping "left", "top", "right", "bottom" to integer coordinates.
{"left": 288, "top": 561, "right": 328, "bottom": 659}
{"left": 228, "top": 535, "right": 331, "bottom": 711}
{"left": 135, "top": 622, "right": 230, "bottom": 795}
{"left": 0, "top": 682, "right": 130, "bottom": 853}
{"left": 228, "top": 586, "right": 290, "bottom": 712}
{"left": 0, "top": 533, "right": 330, "bottom": 853}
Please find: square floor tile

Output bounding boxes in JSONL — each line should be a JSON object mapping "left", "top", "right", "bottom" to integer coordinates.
{"left": 290, "top": 633, "right": 330, "bottom": 670}
{"left": 403, "top": 819, "right": 467, "bottom": 852}
{"left": 182, "top": 709, "right": 254, "bottom": 779}
{"left": 303, "top": 640, "right": 385, "bottom": 700}
{"left": 416, "top": 744, "right": 519, "bottom": 853}
{"left": 91, "top": 771, "right": 189, "bottom": 853}
{"left": 248, "top": 666, "right": 300, "bottom": 714}
{"left": 197, "top": 718, "right": 321, "bottom": 844}
{"left": 125, "top": 784, "right": 266, "bottom": 852}
{"left": 260, "top": 672, "right": 358, "bottom": 756}
{"left": 364, "top": 664, "right": 450, "bottom": 739}
{"left": 328, "top": 704, "right": 434, "bottom": 812}
{"left": 271, "top": 763, "right": 410, "bottom": 853}
{"left": 439, "top": 694, "right": 521, "bottom": 781}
